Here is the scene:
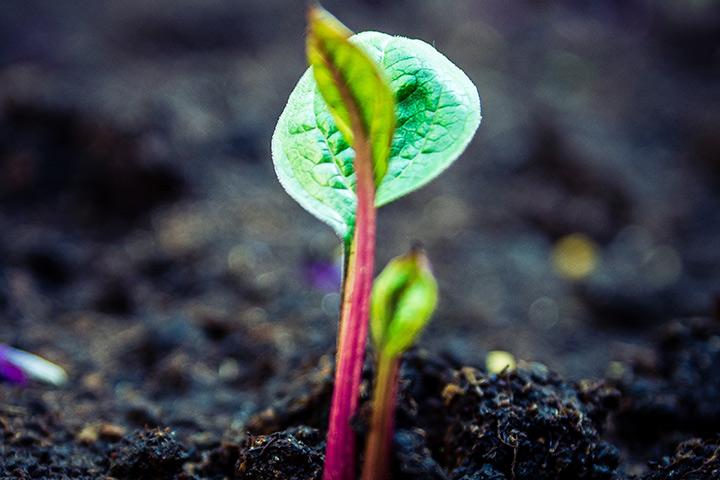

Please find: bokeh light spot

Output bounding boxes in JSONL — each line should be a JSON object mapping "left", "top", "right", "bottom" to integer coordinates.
{"left": 486, "top": 350, "right": 516, "bottom": 374}
{"left": 552, "top": 233, "right": 599, "bottom": 281}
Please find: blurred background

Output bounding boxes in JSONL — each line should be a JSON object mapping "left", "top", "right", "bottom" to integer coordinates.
{"left": 1, "top": 0, "right": 719, "bottom": 418}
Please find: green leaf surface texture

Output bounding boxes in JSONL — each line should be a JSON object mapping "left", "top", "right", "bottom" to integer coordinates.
{"left": 272, "top": 31, "right": 481, "bottom": 240}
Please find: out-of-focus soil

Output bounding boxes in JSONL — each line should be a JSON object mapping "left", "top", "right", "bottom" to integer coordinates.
{"left": 1, "top": 1, "right": 719, "bottom": 478}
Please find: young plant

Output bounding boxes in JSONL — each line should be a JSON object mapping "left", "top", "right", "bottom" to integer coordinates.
{"left": 363, "top": 248, "right": 438, "bottom": 480}
{"left": 272, "top": 6, "right": 480, "bottom": 479}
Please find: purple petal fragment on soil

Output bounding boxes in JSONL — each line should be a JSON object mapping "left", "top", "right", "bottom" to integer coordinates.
{"left": 0, "top": 343, "right": 68, "bottom": 386}
{"left": 0, "top": 345, "right": 28, "bottom": 385}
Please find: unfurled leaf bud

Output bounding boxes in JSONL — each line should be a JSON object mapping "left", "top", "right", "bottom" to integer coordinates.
{"left": 371, "top": 248, "right": 438, "bottom": 358}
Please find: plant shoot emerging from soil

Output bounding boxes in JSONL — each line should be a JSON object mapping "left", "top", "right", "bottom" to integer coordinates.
{"left": 363, "top": 247, "right": 438, "bottom": 480}
{"left": 272, "top": 5, "right": 480, "bottom": 479}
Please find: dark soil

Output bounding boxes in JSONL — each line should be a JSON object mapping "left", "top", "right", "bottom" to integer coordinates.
{"left": 2, "top": 1, "right": 720, "bottom": 479}
{"left": 613, "top": 314, "right": 720, "bottom": 470}
{"left": 642, "top": 437, "right": 720, "bottom": 480}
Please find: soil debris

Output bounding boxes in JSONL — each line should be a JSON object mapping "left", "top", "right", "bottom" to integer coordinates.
{"left": 615, "top": 316, "right": 720, "bottom": 448}
{"left": 642, "top": 437, "right": 720, "bottom": 480}
{"left": 246, "top": 350, "right": 621, "bottom": 480}
{"left": 236, "top": 426, "right": 324, "bottom": 480}
{"left": 108, "top": 427, "right": 188, "bottom": 480}
{"left": 442, "top": 363, "right": 620, "bottom": 480}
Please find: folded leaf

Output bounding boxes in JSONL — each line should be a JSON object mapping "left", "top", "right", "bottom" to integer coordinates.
{"left": 370, "top": 248, "right": 438, "bottom": 358}
{"left": 306, "top": 6, "right": 395, "bottom": 190}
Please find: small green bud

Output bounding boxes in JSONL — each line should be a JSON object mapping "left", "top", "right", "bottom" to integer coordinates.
{"left": 371, "top": 247, "right": 438, "bottom": 358}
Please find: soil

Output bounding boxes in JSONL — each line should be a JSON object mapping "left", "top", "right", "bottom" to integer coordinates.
{"left": 1, "top": 1, "right": 720, "bottom": 479}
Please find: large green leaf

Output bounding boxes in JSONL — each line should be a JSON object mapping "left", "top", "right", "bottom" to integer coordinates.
{"left": 272, "top": 30, "right": 481, "bottom": 240}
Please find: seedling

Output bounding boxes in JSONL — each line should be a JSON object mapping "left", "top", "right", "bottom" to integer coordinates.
{"left": 363, "top": 247, "right": 438, "bottom": 480}
{"left": 272, "top": 6, "right": 480, "bottom": 479}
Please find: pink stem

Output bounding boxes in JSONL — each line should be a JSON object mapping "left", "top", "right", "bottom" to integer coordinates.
{"left": 323, "top": 139, "right": 376, "bottom": 480}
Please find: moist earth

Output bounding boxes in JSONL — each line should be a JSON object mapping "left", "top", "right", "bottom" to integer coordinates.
{"left": 2, "top": 1, "right": 720, "bottom": 479}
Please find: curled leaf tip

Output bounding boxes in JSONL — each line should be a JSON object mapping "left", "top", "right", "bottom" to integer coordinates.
{"left": 307, "top": 4, "right": 353, "bottom": 38}
{"left": 306, "top": 5, "right": 395, "bottom": 190}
